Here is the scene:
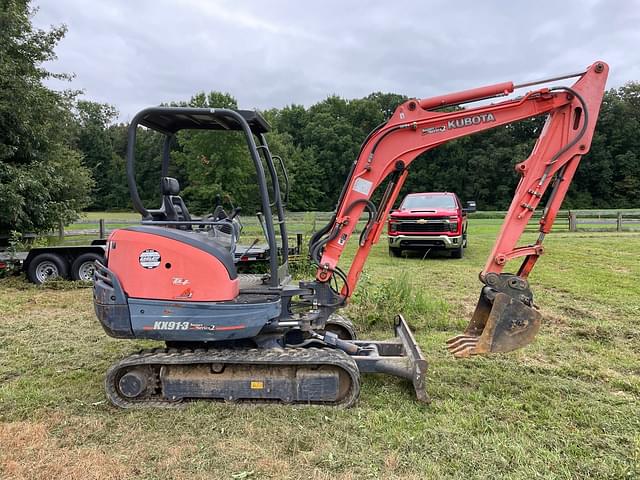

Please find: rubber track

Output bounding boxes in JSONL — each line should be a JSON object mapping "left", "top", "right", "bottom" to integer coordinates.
{"left": 105, "top": 347, "right": 361, "bottom": 409}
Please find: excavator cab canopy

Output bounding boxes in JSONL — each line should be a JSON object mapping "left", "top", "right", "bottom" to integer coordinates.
{"left": 135, "top": 107, "right": 271, "bottom": 135}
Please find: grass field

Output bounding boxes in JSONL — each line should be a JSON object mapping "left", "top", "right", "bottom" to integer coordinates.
{"left": 1, "top": 219, "right": 639, "bottom": 479}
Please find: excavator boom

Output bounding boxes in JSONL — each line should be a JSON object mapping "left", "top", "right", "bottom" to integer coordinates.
{"left": 310, "top": 61, "right": 609, "bottom": 357}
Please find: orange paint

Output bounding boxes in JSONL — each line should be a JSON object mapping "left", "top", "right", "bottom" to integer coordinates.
{"left": 315, "top": 61, "right": 609, "bottom": 295}
{"left": 107, "top": 229, "right": 238, "bottom": 301}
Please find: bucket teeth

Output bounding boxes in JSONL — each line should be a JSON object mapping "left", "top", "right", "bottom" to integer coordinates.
{"left": 446, "top": 291, "right": 542, "bottom": 358}
{"left": 445, "top": 335, "right": 481, "bottom": 358}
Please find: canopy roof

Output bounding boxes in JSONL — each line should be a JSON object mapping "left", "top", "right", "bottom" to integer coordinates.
{"left": 135, "top": 107, "right": 270, "bottom": 134}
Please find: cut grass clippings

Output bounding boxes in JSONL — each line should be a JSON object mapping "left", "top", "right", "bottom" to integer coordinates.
{"left": 1, "top": 219, "right": 639, "bottom": 479}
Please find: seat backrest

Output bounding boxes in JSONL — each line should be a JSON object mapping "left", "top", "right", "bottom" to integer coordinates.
{"left": 160, "top": 177, "right": 180, "bottom": 221}
{"left": 160, "top": 176, "right": 193, "bottom": 228}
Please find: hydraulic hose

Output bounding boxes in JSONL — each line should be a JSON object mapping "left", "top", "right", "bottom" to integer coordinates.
{"left": 310, "top": 225, "right": 341, "bottom": 265}
{"left": 343, "top": 198, "right": 378, "bottom": 246}
{"left": 309, "top": 199, "right": 378, "bottom": 265}
{"left": 539, "top": 86, "right": 589, "bottom": 184}
{"left": 308, "top": 214, "right": 335, "bottom": 253}
{"left": 310, "top": 120, "right": 390, "bottom": 260}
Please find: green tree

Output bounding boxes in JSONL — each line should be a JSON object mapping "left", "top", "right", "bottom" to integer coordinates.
{"left": 89, "top": 84, "right": 640, "bottom": 213}
{"left": 170, "top": 92, "right": 262, "bottom": 214}
{"left": 264, "top": 129, "right": 324, "bottom": 211}
{"left": 73, "top": 100, "right": 126, "bottom": 210}
{"left": 272, "top": 95, "right": 409, "bottom": 211}
{"left": 108, "top": 121, "right": 165, "bottom": 211}
{"left": 0, "top": 0, "right": 92, "bottom": 234}
{"left": 572, "top": 83, "right": 640, "bottom": 208}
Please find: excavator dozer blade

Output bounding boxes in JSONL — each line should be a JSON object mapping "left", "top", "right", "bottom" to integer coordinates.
{"left": 352, "top": 315, "right": 430, "bottom": 403}
{"left": 446, "top": 291, "right": 542, "bottom": 358}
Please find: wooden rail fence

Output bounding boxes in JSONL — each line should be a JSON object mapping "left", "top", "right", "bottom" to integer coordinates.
{"left": 56, "top": 209, "right": 640, "bottom": 240}
{"left": 567, "top": 210, "right": 640, "bottom": 232}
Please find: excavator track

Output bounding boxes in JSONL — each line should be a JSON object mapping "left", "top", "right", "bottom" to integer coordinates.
{"left": 105, "top": 347, "right": 360, "bottom": 409}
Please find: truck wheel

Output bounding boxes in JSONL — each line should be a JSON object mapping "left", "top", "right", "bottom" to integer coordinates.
{"left": 27, "top": 253, "right": 68, "bottom": 284}
{"left": 451, "top": 245, "right": 464, "bottom": 259}
{"left": 389, "top": 247, "right": 402, "bottom": 257}
{"left": 71, "top": 253, "right": 103, "bottom": 281}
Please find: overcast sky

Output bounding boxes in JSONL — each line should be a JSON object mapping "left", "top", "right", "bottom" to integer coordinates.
{"left": 34, "top": 0, "right": 640, "bottom": 122}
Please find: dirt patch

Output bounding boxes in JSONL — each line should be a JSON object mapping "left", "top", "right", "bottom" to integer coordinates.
{"left": 543, "top": 312, "right": 570, "bottom": 327}
{"left": 0, "top": 421, "right": 134, "bottom": 480}
{"left": 559, "top": 304, "right": 599, "bottom": 321}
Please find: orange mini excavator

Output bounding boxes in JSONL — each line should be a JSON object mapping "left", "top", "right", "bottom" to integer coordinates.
{"left": 94, "top": 61, "right": 608, "bottom": 407}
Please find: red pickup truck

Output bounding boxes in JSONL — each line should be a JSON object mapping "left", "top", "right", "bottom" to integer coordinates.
{"left": 387, "top": 192, "right": 475, "bottom": 258}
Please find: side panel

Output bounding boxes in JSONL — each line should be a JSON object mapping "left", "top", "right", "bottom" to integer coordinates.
{"left": 128, "top": 298, "right": 281, "bottom": 341}
{"left": 107, "top": 230, "right": 239, "bottom": 301}
{"left": 93, "top": 260, "right": 133, "bottom": 338}
{"left": 93, "top": 260, "right": 280, "bottom": 342}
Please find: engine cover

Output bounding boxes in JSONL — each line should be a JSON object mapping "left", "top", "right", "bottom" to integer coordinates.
{"left": 106, "top": 226, "right": 239, "bottom": 302}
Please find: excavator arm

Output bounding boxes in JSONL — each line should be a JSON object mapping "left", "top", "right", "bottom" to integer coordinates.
{"left": 310, "top": 60, "right": 609, "bottom": 357}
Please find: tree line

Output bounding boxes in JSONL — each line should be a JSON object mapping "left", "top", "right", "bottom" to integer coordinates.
{"left": 2, "top": 1, "right": 639, "bottom": 236}
{"left": 74, "top": 83, "right": 640, "bottom": 215}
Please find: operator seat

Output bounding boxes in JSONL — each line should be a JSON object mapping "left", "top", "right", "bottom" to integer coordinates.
{"left": 160, "top": 177, "right": 192, "bottom": 224}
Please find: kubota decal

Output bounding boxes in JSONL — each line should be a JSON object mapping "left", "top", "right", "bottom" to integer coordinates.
{"left": 422, "top": 113, "right": 496, "bottom": 135}
{"left": 139, "top": 249, "right": 161, "bottom": 269}
{"left": 447, "top": 113, "right": 496, "bottom": 129}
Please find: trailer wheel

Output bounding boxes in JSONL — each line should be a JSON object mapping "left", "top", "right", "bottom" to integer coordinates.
{"left": 71, "top": 253, "right": 103, "bottom": 281}
{"left": 27, "top": 253, "right": 68, "bottom": 284}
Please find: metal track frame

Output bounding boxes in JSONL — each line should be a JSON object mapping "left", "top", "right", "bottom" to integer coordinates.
{"left": 105, "top": 346, "right": 360, "bottom": 408}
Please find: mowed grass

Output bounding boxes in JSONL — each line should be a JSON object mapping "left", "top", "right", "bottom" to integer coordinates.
{"left": 1, "top": 219, "right": 639, "bottom": 479}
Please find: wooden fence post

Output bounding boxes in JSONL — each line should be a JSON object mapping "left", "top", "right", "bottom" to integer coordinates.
{"left": 296, "top": 233, "right": 303, "bottom": 254}
{"left": 568, "top": 211, "right": 577, "bottom": 232}
{"left": 99, "top": 218, "right": 106, "bottom": 239}
{"left": 617, "top": 212, "right": 623, "bottom": 232}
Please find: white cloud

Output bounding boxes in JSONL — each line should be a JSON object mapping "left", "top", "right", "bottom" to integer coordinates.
{"left": 33, "top": 0, "right": 640, "bottom": 121}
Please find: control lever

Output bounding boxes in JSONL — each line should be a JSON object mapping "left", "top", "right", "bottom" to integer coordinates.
{"left": 228, "top": 207, "right": 242, "bottom": 220}
{"left": 256, "top": 212, "right": 267, "bottom": 240}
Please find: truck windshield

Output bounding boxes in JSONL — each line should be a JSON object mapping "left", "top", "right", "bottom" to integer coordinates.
{"left": 402, "top": 195, "right": 457, "bottom": 210}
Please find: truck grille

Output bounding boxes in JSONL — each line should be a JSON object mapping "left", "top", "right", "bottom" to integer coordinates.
{"left": 397, "top": 221, "right": 449, "bottom": 233}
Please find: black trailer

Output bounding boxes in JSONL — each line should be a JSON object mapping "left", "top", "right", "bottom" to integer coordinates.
{"left": 0, "top": 236, "right": 301, "bottom": 284}
{"left": 0, "top": 240, "right": 107, "bottom": 284}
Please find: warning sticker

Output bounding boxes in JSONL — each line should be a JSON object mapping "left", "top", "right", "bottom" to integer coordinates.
{"left": 353, "top": 177, "right": 373, "bottom": 196}
{"left": 250, "top": 381, "right": 264, "bottom": 390}
{"left": 139, "top": 249, "right": 161, "bottom": 269}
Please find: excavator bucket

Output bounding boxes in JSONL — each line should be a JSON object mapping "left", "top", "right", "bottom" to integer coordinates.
{"left": 446, "top": 290, "right": 542, "bottom": 358}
